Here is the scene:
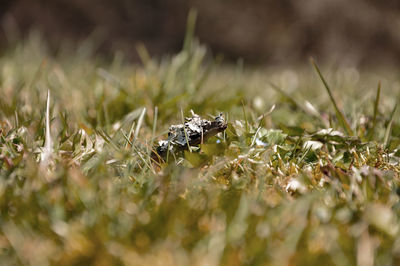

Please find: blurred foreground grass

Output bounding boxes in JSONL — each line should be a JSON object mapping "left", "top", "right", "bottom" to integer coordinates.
{"left": 1, "top": 34, "right": 400, "bottom": 266}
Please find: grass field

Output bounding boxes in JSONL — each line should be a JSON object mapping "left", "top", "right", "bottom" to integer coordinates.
{"left": 1, "top": 32, "right": 400, "bottom": 266}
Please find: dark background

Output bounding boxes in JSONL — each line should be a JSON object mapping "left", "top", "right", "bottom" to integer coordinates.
{"left": 1, "top": 0, "right": 400, "bottom": 66}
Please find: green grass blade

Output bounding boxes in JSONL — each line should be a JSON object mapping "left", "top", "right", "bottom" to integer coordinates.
{"left": 383, "top": 103, "right": 397, "bottom": 148}
{"left": 241, "top": 100, "right": 249, "bottom": 134}
{"left": 136, "top": 43, "right": 152, "bottom": 67}
{"left": 134, "top": 107, "right": 146, "bottom": 140}
{"left": 147, "top": 106, "right": 158, "bottom": 157}
{"left": 367, "top": 82, "right": 381, "bottom": 140}
{"left": 151, "top": 106, "right": 158, "bottom": 145}
{"left": 269, "top": 82, "right": 326, "bottom": 126}
{"left": 181, "top": 109, "right": 192, "bottom": 153}
{"left": 183, "top": 8, "right": 197, "bottom": 52}
{"left": 96, "top": 129, "right": 120, "bottom": 151}
{"left": 269, "top": 82, "right": 301, "bottom": 109}
{"left": 310, "top": 58, "right": 354, "bottom": 136}
{"left": 125, "top": 121, "right": 135, "bottom": 149}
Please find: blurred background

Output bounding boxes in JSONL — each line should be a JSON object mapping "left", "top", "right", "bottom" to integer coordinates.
{"left": 1, "top": 0, "right": 400, "bottom": 66}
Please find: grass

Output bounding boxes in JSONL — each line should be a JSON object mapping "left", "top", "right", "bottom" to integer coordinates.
{"left": 1, "top": 32, "right": 400, "bottom": 266}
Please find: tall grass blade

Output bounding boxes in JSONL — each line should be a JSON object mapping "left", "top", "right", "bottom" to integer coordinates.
{"left": 181, "top": 109, "right": 192, "bottom": 153}
{"left": 183, "top": 8, "right": 197, "bottom": 52}
{"left": 136, "top": 43, "right": 152, "bottom": 68}
{"left": 134, "top": 107, "right": 146, "bottom": 140}
{"left": 310, "top": 58, "right": 354, "bottom": 136}
{"left": 383, "top": 103, "right": 397, "bottom": 148}
{"left": 241, "top": 100, "right": 249, "bottom": 134}
{"left": 125, "top": 121, "right": 135, "bottom": 149}
{"left": 269, "top": 82, "right": 326, "bottom": 126}
{"left": 151, "top": 106, "right": 158, "bottom": 146}
{"left": 269, "top": 82, "right": 301, "bottom": 109}
{"left": 368, "top": 82, "right": 381, "bottom": 140}
{"left": 40, "top": 89, "right": 52, "bottom": 165}
{"left": 96, "top": 129, "right": 120, "bottom": 151}
{"left": 147, "top": 106, "right": 158, "bottom": 161}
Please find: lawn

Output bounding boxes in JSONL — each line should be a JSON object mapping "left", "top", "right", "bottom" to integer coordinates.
{"left": 1, "top": 33, "right": 400, "bottom": 266}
